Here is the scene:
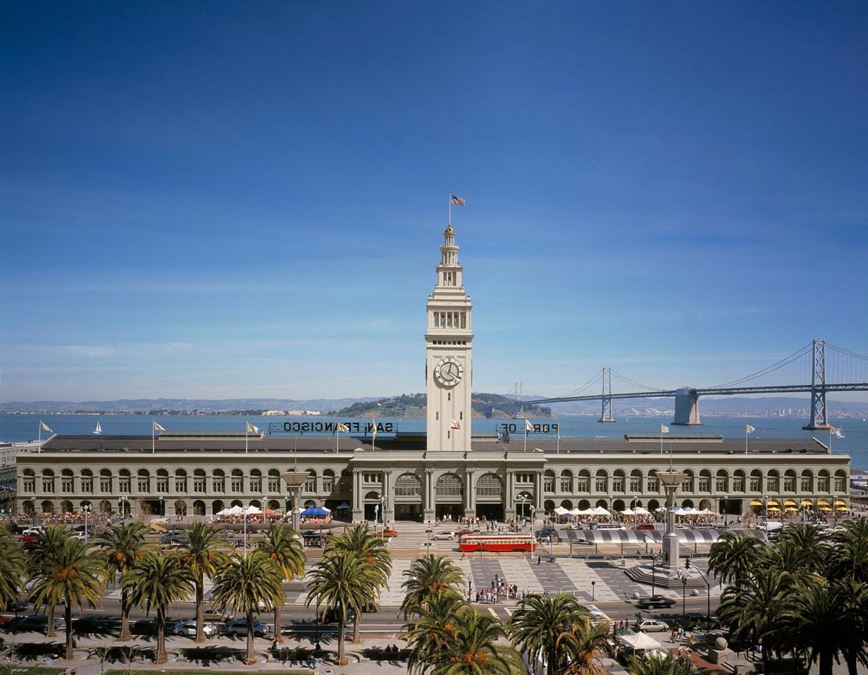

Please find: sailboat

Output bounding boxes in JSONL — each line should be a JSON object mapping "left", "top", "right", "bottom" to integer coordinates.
{"left": 835, "top": 427, "right": 845, "bottom": 439}
{"left": 93, "top": 421, "right": 102, "bottom": 435}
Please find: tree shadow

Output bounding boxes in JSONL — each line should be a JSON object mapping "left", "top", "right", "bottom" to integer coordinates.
{"left": 361, "top": 645, "right": 409, "bottom": 664}
{"left": 178, "top": 645, "right": 246, "bottom": 666}
{"left": 11, "top": 642, "right": 65, "bottom": 661}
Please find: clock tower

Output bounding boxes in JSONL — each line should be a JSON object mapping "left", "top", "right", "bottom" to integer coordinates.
{"left": 426, "top": 224, "right": 473, "bottom": 452}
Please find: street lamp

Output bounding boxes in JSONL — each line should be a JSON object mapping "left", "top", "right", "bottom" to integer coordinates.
{"left": 118, "top": 495, "right": 128, "bottom": 520}
{"left": 591, "top": 580, "right": 596, "bottom": 601}
{"left": 159, "top": 496, "right": 165, "bottom": 518}
{"left": 82, "top": 504, "right": 92, "bottom": 544}
{"left": 686, "top": 558, "right": 712, "bottom": 625}
{"left": 650, "top": 553, "right": 659, "bottom": 597}
{"left": 679, "top": 572, "right": 688, "bottom": 621}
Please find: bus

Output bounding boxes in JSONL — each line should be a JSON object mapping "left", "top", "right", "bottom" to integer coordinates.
{"left": 458, "top": 533, "right": 538, "bottom": 553}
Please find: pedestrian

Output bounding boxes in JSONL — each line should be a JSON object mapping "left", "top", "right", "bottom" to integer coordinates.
{"left": 537, "top": 555, "right": 541, "bottom": 566}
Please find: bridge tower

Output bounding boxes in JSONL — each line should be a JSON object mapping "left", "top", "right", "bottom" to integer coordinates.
{"left": 673, "top": 388, "right": 701, "bottom": 425}
{"left": 598, "top": 367, "right": 614, "bottom": 423}
{"left": 803, "top": 339, "right": 830, "bottom": 430}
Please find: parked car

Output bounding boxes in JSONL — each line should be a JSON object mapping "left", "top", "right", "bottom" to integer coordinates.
{"left": 132, "top": 618, "right": 159, "bottom": 636}
{"left": 431, "top": 531, "right": 454, "bottom": 541}
{"left": 3, "top": 599, "right": 29, "bottom": 612}
{"left": 225, "top": 618, "right": 269, "bottom": 637}
{"left": 634, "top": 523, "right": 656, "bottom": 531}
{"left": 160, "top": 531, "right": 185, "bottom": 546}
{"left": 174, "top": 620, "right": 217, "bottom": 638}
{"left": 634, "top": 618, "right": 670, "bottom": 632}
{"left": 636, "top": 595, "right": 676, "bottom": 610}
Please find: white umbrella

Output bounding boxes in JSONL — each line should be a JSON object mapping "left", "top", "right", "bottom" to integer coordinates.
{"left": 620, "top": 631, "right": 663, "bottom": 651}
{"left": 682, "top": 506, "right": 695, "bottom": 514}
{"left": 568, "top": 508, "right": 583, "bottom": 516}
{"left": 244, "top": 505, "right": 262, "bottom": 515}
{"left": 673, "top": 507, "right": 686, "bottom": 516}
{"left": 621, "top": 508, "right": 635, "bottom": 516}
{"left": 553, "top": 506, "right": 569, "bottom": 515}
{"left": 654, "top": 506, "right": 668, "bottom": 513}
{"left": 697, "top": 508, "right": 713, "bottom": 515}
{"left": 592, "top": 506, "right": 611, "bottom": 516}
{"left": 634, "top": 506, "right": 650, "bottom": 515}
{"left": 216, "top": 508, "right": 232, "bottom": 517}
{"left": 226, "top": 505, "right": 244, "bottom": 517}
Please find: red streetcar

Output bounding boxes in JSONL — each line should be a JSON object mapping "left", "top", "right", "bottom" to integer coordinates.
{"left": 458, "top": 533, "right": 538, "bottom": 553}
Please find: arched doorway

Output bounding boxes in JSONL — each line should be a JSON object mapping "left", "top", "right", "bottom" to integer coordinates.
{"left": 60, "top": 500, "right": 74, "bottom": 513}
{"left": 560, "top": 500, "right": 573, "bottom": 509}
{"left": 267, "top": 499, "right": 281, "bottom": 512}
{"left": 193, "top": 500, "right": 206, "bottom": 516}
{"left": 578, "top": 499, "right": 590, "bottom": 510}
{"left": 98, "top": 500, "right": 113, "bottom": 515}
{"left": 22, "top": 501, "right": 35, "bottom": 516}
{"left": 363, "top": 491, "right": 381, "bottom": 521}
{"left": 475, "top": 473, "right": 503, "bottom": 521}
{"left": 174, "top": 500, "right": 187, "bottom": 516}
{"left": 613, "top": 499, "right": 626, "bottom": 512}
{"left": 515, "top": 491, "right": 534, "bottom": 520}
{"left": 434, "top": 473, "right": 463, "bottom": 521}
{"left": 648, "top": 499, "right": 660, "bottom": 512}
{"left": 699, "top": 499, "right": 711, "bottom": 510}
{"left": 395, "top": 472, "right": 423, "bottom": 521}
{"left": 595, "top": 499, "right": 608, "bottom": 509}
{"left": 544, "top": 500, "right": 555, "bottom": 513}
{"left": 41, "top": 500, "right": 54, "bottom": 514}
{"left": 682, "top": 499, "right": 694, "bottom": 508}
{"left": 212, "top": 499, "right": 224, "bottom": 515}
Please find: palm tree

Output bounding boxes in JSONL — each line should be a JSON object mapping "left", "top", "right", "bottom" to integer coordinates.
{"left": 0, "top": 526, "right": 25, "bottom": 611}
{"left": 25, "top": 525, "right": 73, "bottom": 637}
{"left": 29, "top": 536, "right": 104, "bottom": 659}
{"left": 719, "top": 566, "right": 793, "bottom": 673}
{"left": 124, "top": 551, "right": 194, "bottom": 664}
{"left": 400, "top": 553, "right": 464, "bottom": 619}
{"left": 775, "top": 523, "right": 828, "bottom": 575}
{"left": 257, "top": 522, "right": 305, "bottom": 643}
{"left": 556, "top": 617, "right": 612, "bottom": 675}
{"left": 407, "top": 599, "right": 520, "bottom": 674}
{"left": 829, "top": 518, "right": 868, "bottom": 582}
{"left": 508, "top": 592, "right": 589, "bottom": 675}
{"left": 305, "top": 551, "right": 374, "bottom": 665}
{"left": 97, "top": 521, "right": 150, "bottom": 641}
{"left": 211, "top": 551, "right": 284, "bottom": 665}
{"left": 178, "top": 522, "right": 227, "bottom": 643}
{"left": 326, "top": 524, "right": 392, "bottom": 641}
{"left": 402, "top": 590, "right": 468, "bottom": 669}
{"left": 787, "top": 577, "right": 868, "bottom": 675}
{"left": 628, "top": 651, "right": 698, "bottom": 675}
{"left": 708, "top": 532, "right": 762, "bottom": 587}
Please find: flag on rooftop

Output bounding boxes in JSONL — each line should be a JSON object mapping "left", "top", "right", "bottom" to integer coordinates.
{"left": 246, "top": 421, "right": 259, "bottom": 434}
{"left": 450, "top": 194, "right": 465, "bottom": 206}
{"left": 153, "top": 421, "right": 166, "bottom": 432}
{"left": 746, "top": 424, "right": 756, "bottom": 434}
{"left": 660, "top": 424, "right": 669, "bottom": 434}
{"left": 371, "top": 419, "right": 378, "bottom": 444}
{"left": 336, "top": 423, "right": 349, "bottom": 433}
{"left": 40, "top": 421, "right": 53, "bottom": 433}
{"left": 524, "top": 418, "right": 534, "bottom": 432}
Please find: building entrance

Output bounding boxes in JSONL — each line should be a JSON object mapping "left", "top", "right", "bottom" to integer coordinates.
{"left": 435, "top": 503, "right": 464, "bottom": 521}
{"left": 395, "top": 503, "right": 423, "bottom": 521}
{"left": 476, "top": 503, "right": 503, "bottom": 521}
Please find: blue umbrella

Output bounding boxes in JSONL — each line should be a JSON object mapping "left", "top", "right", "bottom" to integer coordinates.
{"left": 300, "top": 506, "right": 331, "bottom": 518}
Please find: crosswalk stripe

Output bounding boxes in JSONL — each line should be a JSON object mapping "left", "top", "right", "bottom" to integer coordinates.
{"left": 488, "top": 608, "right": 498, "bottom": 618}
{"left": 504, "top": 608, "right": 513, "bottom": 616}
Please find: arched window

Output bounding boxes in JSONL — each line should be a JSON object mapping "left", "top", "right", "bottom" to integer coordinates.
{"left": 749, "top": 470, "right": 763, "bottom": 493}
{"left": 698, "top": 470, "right": 711, "bottom": 493}
{"left": 800, "top": 470, "right": 813, "bottom": 493}
{"left": 137, "top": 469, "right": 150, "bottom": 493}
{"left": 766, "top": 470, "right": 779, "bottom": 493}
{"left": 323, "top": 469, "right": 335, "bottom": 494}
{"left": 595, "top": 470, "right": 607, "bottom": 493}
{"left": 476, "top": 473, "right": 502, "bottom": 497}
{"left": 60, "top": 469, "right": 73, "bottom": 493}
{"left": 212, "top": 469, "right": 225, "bottom": 494}
{"left": 100, "top": 469, "right": 112, "bottom": 493}
{"left": 733, "top": 470, "right": 745, "bottom": 492}
{"left": 395, "top": 473, "right": 422, "bottom": 496}
{"left": 784, "top": 470, "right": 796, "bottom": 492}
{"left": 249, "top": 469, "right": 262, "bottom": 494}
{"left": 577, "top": 470, "right": 590, "bottom": 493}
{"left": 81, "top": 469, "right": 94, "bottom": 494}
{"left": 118, "top": 469, "right": 131, "bottom": 493}
{"left": 268, "top": 469, "right": 281, "bottom": 493}
{"left": 175, "top": 469, "right": 187, "bottom": 494}
{"left": 436, "top": 473, "right": 463, "bottom": 497}
{"left": 715, "top": 470, "right": 728, "bottom": 493}
{"left": 544, "top": 470, "right": 556, "bottom": 493}
{"left": 231, "top": 469, "right": 244, "bottom": 493}
{"left": 193, "top": 469, "right": 206, "bottom": 493}
{"left": 629, "top": 470, "right": 642, "bottom": 493}
{"left": 304, "top": 469, "right": 317, "bottom": 494}
{"left": 647, "top": 470, "right": 659, "bottom": 493}
{"left": 612, "top": 470, "right": 625, "bottom": 493}
{"left": 834, "top": 470, "right": 847, "bottom": 493}
{"left": 560, "top": 470, "right": 573, "bottom": 493}
{"left": 156, "top": 469, "right": 169, "bottom": 493}
{"left": 22, "top": 469, "right": 35, "bottom": 493}
{"left": 681, "top": 470, "right": 694, "bottom": 493}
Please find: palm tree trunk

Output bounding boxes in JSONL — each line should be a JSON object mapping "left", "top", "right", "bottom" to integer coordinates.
{"left": 47, "top": 604, "right": 56, "bottom": 637}
{"left": 820, "top": 649, "right": 833, "bottom": 675}
{"left": 195, "top": 577, "right": 204, "bottom": 643}
{"left": 845, "top": 650, "right": 859, "bottom": 675}
{"left": 273, "top": 603, "right": 284, "bottom": 645}
{"left": 119, "top": 585, "right": 131, "bottom": 641}
{"left": 548, "top": 645, "right": 557, "bottom": 675}
{"left": 353, "top": 611, "right": 360, "bottom": 642}
{"left": 245, "top": 609, "right": 255, "bottom": 665}
{"left": 155, "top": 606, "right": 167, "bottom": 664}
{"left": 65, "top": 600, "right": 73, "bottom": 660}
{"left": 338, "top": 616, "right": 346, "bottom": 665}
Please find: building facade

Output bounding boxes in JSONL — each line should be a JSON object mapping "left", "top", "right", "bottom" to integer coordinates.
{"left": 14, "top": 223, "right": 852, "bottom": 522}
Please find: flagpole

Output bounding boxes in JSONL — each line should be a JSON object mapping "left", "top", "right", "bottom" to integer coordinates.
{"left": 336, "top": 427, "right": 339, "bottom": 454}
{"left": 660, "top": 426, "right": 663, "bottom": 456}
{"left": 524, "top": 426, "right": 528, "bottom": 453}
{"left": 556, "top": 423, "right": 560, "bottom": 455}
{"left": 448, "top": 193, "right": 451, "bottom": 226}
{"left": 38, "top": 420, "right": 41, "bottom": 445}
{"left": 152, "top": 422, "right": 155, "bottom": 454}
{"left": 245, "top": 421, "right": 249, "bottom": 455}
{"left": 745, "top": 427, "right": 748, "bottom": 455}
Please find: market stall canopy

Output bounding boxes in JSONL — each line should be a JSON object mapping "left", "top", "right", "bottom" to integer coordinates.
{"left": 592, "top": 506, "right": 611, "bottom": 516}
{"left": 619, "top": 631, "right": 663, "bottom": 651}
{"left": 300, "top": 506, "right": 331, "bottom": 518}
{"left": 553, "top": 506, "right": 570, "bottom": 515}
{"left": 620, "top": 508, "right": 635, "bottom": 516}
{"left": 633, "top": 507, "right": 651, "bottom": 515}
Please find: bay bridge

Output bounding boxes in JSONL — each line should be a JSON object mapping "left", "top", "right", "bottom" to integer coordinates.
{"left": 513, "top": 339, "right": 868, "bottom": 429}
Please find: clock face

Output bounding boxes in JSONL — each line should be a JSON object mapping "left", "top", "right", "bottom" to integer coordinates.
{"left": 433, "top": 356, "right": 463, "bottom": 388}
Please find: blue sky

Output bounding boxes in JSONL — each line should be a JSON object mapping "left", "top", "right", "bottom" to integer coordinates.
{"left": 2, "top": 2, "right": 867, "bottom": 402}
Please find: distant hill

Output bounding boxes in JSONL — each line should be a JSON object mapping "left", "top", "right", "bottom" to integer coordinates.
{"left": 331, "top": 393, "right": 551, "bottom": 419}
{"left": 0, "top": 398, "right": 377, "bottom": 415}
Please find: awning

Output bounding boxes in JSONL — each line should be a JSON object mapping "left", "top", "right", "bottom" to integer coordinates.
{"left": 835, "top": 499, "right": 847, "bottom": 506}
{"left": 784, "top": 500, "right": 797, "bottom": 507}
{"left": 767, "top": 506, "right": 781, "bottom": 512}
{"left": 836, "top": 506, "right": 849, "bottom": 512}
{"left": 785, "top": 506, "right": 798, "bottom": 512}
{"left": 818, "top": 506, "right": 832, "bottom": 512}
{"left": 750, "top": 499, "right": 763, "bottom": 507}
{"left": 801, "top": 499, "right": 814, "bottom": 506}
{"left": 619, "top": 632, "right": 663, "bottom": 652}
{"left": 767, "top": 499, "right": 780, "bottom": 507}
{"left": 818, "top": 500, "right": 830, "bottom": 506}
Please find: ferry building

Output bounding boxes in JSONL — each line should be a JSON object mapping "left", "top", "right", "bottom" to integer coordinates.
{"left": 15, "top": 224, "right": 851, "bottom": 521}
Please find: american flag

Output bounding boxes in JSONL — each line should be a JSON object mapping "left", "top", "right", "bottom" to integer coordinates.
{"left": 450, "top": 194, "right": 465, "bottom": 206}
{"left": 450, "top": 419, "right": 461, "bottom": 430}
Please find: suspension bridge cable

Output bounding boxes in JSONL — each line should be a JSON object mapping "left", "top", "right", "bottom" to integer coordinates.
{"left": 561, "top": 369, "right": 605, "bottom": 398}
{"left": 610, "top": 370, "right": 667, "bottom": 392}
{"left": 706, "top": 343, "right": 813, "bottom": 389}
{"left": 827, "top": 344, "right": 868, "bottom": 361}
